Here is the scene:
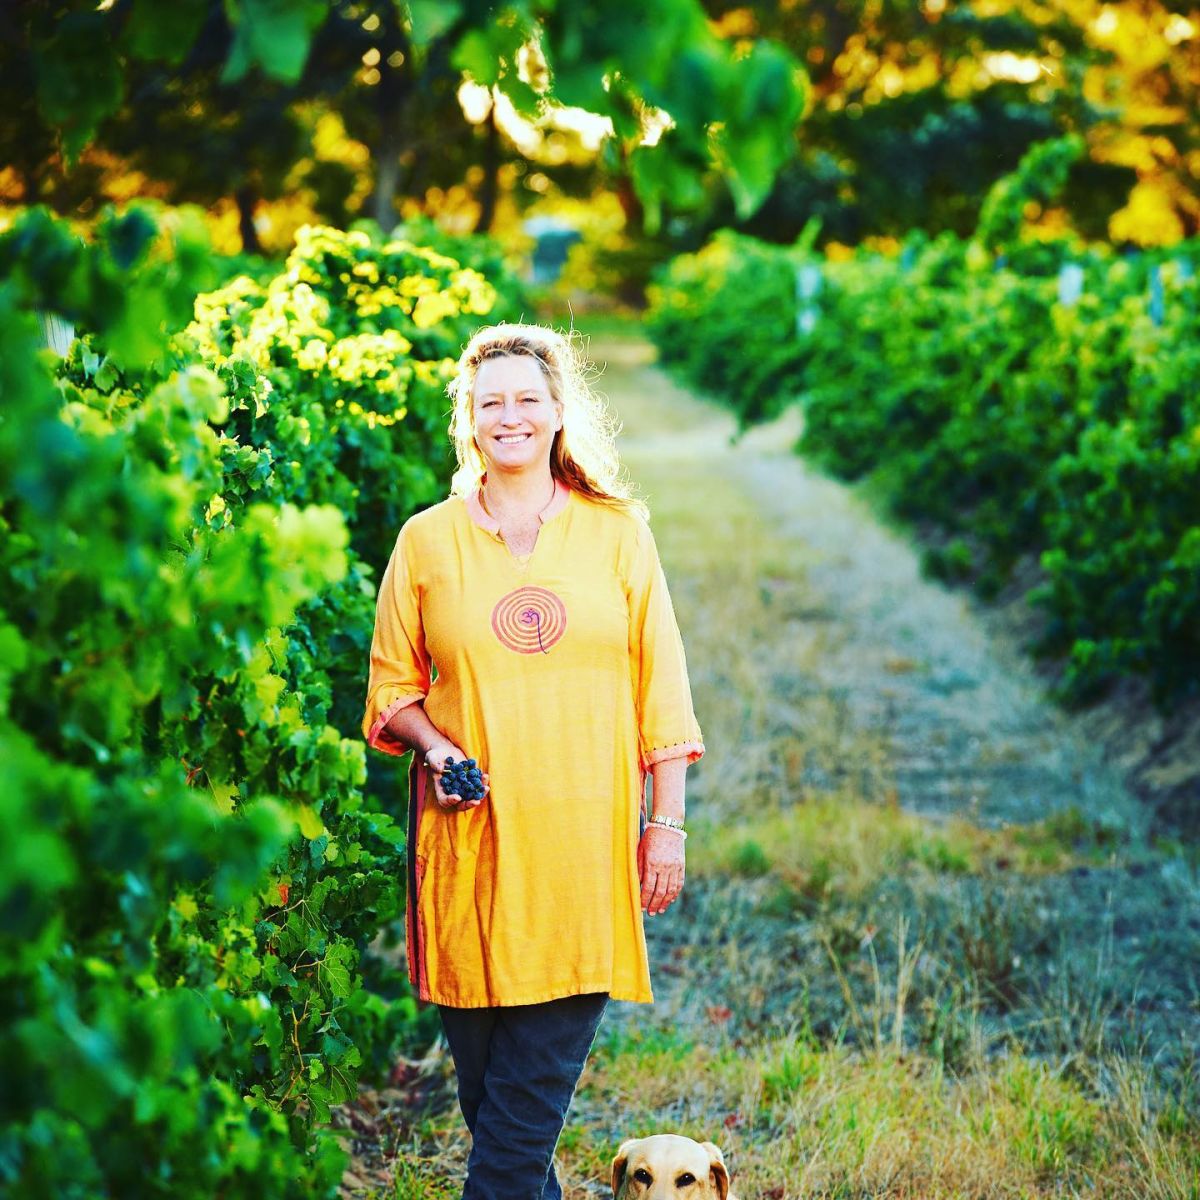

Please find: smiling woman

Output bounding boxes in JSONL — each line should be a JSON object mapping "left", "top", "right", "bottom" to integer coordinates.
{"left": 471, "top": 354, "right": 562, "bottom": 525}
{"left": 361, "top": 321, "right": 704, "bottom": 1197}
{"left": 446, "top": 322, "right": 637, "bottom": 512}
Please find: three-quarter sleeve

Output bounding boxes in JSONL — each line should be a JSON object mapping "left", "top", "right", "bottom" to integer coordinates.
{"left": 362, "top": 523, "right": 431, "bottom": 756}
{"left": 625, "top": 514, "right": 705, "bottom": 772}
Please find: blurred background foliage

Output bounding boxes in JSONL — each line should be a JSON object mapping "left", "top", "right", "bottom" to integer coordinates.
{"left": 5, "top": 0, "right": 1200, "bottom": 287}
{"left": 0, "top": 201, "right": 530, "bottom": 1195}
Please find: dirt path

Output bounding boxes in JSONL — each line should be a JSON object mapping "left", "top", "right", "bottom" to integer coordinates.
{"left": 580, "top": 333, "right": 1200, "bottom": 1186}
{"left": 609, "top": 333, "right": 1148, "bottom": 834}
{"left": 342, "top": 333, "right": 1200, "bottom": 1199}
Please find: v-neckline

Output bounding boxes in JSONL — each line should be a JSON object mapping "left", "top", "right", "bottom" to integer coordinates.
{"left": 499, "top": 513, "right": 552, "bottom": 569}
{"left": 464, "top": 478, "right": 573, "bottom": 567}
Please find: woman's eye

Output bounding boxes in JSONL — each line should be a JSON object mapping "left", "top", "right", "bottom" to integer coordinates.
{"left": 521, "top": 396, "right": 538, "bottom": 402}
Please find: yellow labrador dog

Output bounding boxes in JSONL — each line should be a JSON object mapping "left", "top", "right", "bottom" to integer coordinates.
{"left": 612, "top": 1134, "right": 737, "bottom": 1200}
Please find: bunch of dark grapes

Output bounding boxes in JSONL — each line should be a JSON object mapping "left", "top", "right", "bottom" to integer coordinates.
{"left": 442, "top": 757, "right": 485, "bottom": 802}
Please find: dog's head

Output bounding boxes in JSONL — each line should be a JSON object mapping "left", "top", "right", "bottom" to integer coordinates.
{"left": 611, "top": 1134, "right": 731, "bottom": 1200}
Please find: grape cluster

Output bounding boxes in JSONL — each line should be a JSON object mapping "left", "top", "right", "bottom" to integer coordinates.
{"left": 441, "top": 757, "right": 485, "bottom": 803}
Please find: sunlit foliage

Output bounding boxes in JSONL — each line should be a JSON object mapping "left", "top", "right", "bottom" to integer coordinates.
{"left": 0, "top": 205, "right": 523, "bottom": 1196}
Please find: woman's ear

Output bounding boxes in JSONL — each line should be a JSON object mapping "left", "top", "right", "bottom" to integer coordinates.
{"left": 611, "top": 1139, "right": 638, "bottom": 1197}
{"left": 699, "top": 1142, "right": 729, "bottom": 1200}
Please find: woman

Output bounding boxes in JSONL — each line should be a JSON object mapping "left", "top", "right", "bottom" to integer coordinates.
{"left": 362, "top": 322, "right": 704, "bottom": 1198}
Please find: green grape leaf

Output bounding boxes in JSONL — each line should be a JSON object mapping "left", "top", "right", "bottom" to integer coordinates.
{"left": 320, "top": 942, "right": 355, "bottom": 999}
{"left": 34, "top": 13, "right": 125, "bottom": 161}
{"left": 105, "top": 208, "right": 159, "bottom": 272}
{"left": 210, "top": 779, "right": 239, "bottom": 815}
{"left": 295, "top": 804, "right": 326, "bottom": 840}
{"left": 93, "top": 358, "right": 120, "bottom": 394}
{"left": 451, "top": 29, "right": 500, "bottom": 86}
{"left": 125, "top": 0, "right": 209, "bottom": 64}
{"left": 407, "top": 0, "right": 463, "bottom": 48}
{"left": 307, "top": 1081, "right": 331, "bottom": 1125}
{"left": 222, "top": 0, "right": 327, "bottom": 85}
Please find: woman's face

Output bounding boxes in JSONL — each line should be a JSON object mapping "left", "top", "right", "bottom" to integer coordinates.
{"left": 472, "top": 353, "right": 563, "bottom": 477}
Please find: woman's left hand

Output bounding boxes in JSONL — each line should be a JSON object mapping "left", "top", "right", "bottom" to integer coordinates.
{"left": 637, "top": 826, "right": 685, "bottom": 916}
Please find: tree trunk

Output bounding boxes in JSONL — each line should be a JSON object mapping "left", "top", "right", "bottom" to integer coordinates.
{"left": 370, "top": 143, "right": 403, "bottom": 232}
{"left": 365, "top": 5, "right": 413, "bottom": 233}
{"left": 474, "top": 94, "right": 499, "bottom": 234}
{"left": 615, "top": 169, "right": 644, "bottom": 238}
{"left": 235, "top": 184, "right": 261, "bottom": 254}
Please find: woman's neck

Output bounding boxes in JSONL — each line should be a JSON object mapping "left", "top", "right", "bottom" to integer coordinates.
{"left": 480, "top": 467, "right": 556, "bottom": 516}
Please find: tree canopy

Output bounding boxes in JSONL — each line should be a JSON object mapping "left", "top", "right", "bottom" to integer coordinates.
{"left": 8, "top": 0, "right": 808, "bottom": 237}
{"left": 5, "top": 0, "right": 1197, "bottom": 253}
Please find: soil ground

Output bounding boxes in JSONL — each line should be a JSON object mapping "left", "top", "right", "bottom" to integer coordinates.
{"left": 335, "top": 332, "right": 1200, "bottom": 1199}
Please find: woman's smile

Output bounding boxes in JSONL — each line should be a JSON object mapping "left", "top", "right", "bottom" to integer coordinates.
{"left": 473, "top": 354, "right": 562, "bottom": 472}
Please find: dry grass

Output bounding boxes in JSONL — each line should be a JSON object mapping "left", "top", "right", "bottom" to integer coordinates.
{"left": 685, "top": 795, "right": 1113, "bottom": 899}
{"left": 557, "top": 1030, "right": 1200, "bottom": 1198}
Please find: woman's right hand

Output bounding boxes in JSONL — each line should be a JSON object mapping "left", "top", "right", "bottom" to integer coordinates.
{"left": 424, "top": 742, "right": 489, "bottom": 812}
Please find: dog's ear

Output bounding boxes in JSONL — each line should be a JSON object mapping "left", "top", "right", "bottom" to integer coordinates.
{"left": 699, "top": 1142, "right": 730, "bottom": 1200}
{"left": 611, "top": 1138, "right": 639, "bottom": 1197}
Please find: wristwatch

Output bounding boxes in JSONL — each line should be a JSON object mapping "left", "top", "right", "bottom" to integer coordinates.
{"left": 649, "top": 814, "right": 687, "bottom": 837}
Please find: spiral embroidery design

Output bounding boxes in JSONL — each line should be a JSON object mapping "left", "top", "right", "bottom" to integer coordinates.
{"left": 491, "top": 586, "right": 567, "bottom": 654}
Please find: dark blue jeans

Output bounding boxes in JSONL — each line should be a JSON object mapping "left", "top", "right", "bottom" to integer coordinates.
{"left": 436, "top": 991, "right": 610, "bottom": 1200}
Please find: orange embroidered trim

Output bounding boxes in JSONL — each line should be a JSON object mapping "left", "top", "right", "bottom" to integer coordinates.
{"left": 643, "top": 739, "right": 705, "bottom": 769}
{"left": 366, "top": 692, "right": 425, "bottom": 755}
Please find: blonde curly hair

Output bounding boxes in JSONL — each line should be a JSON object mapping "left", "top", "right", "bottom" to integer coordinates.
{"left": 446, "top": 322, "right": 648, "bottom": 520}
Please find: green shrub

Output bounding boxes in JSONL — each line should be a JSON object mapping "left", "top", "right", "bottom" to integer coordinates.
{"left": 646, "top": 148, "right": 1200, "bottom": 710}
{"left": 0, "top": 205, "right": 521, "bottom": 1196}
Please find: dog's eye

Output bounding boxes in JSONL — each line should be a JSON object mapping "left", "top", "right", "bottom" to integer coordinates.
{"left": 676, "top": 1174, "right": 696, "bottom": 1186}
{"left": 633, "top": 1168, "right": 653, "bottom": 1183}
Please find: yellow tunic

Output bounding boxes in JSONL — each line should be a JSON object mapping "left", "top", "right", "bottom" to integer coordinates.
{"left": 361, "top": 478, "right": 704, "bottom": 1007}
